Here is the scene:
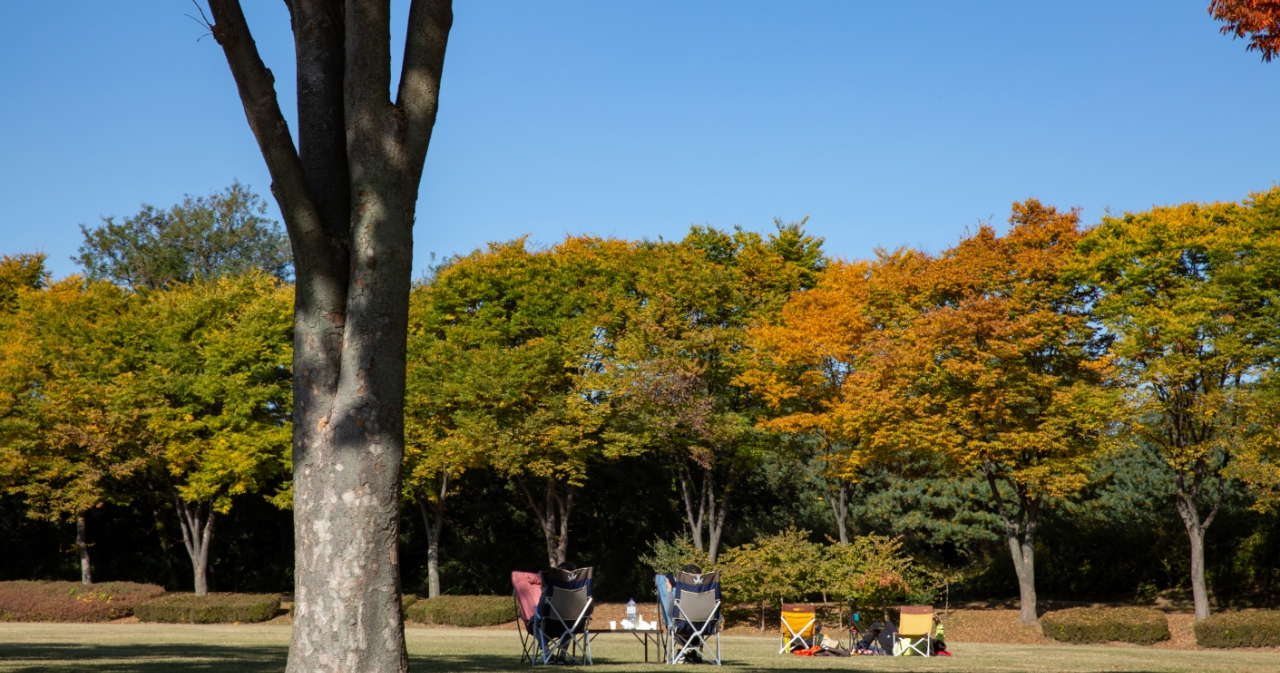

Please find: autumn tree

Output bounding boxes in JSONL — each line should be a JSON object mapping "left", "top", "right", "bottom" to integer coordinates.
{"left": 1210, "top": 0, "right": 1280, "bottom": 61}
{"left": 0, "top": 278, "right": 148, "bottom": 585}
{"left": 75, "top": 182, "right": 292, "bottom": 290}
{"left": 1076, "top": 188, "right": 1280, "bottom": 621}
{"left": 742, "top": 258, "right": 885, "bottom": 544}
{"left": 201, "top": 1, "right": 452, "bottom": 668}
{"left": 407, "top": 238, "right": 635, "bottom": 568}
{"left": 138, "top": 275, "right": 293, "bottom": 596}
{"left": 0, "top": 253, "right": 49, "bottom": 313}
{"left": 613, "top": 222, "right": 824, "bottom": 563}
{"left": 855, "top": 203, "right": 1113, "bottom": 626}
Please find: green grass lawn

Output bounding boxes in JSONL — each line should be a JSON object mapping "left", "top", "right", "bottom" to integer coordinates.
{"left": 0, "top": 623, "right": 1276, "bottom": 673}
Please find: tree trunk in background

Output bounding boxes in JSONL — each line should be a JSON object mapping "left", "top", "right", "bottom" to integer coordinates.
{"left": 417, "top": 474, "right": 448, "bottom": 598}
{"left": 207, "top": 1, "right": 450, "bottom": 669}
{"left": 984, "top": 463, "right": 1040, "bottom": 625}
{"left": 76, "top": 514, "right": 92, "bottom": 585}
{"left": 173, "top": 496, "right": 214, "bottom": 597}
{"left": 827, "top": 481, "right": 850, "bottom": 545}
{"left": 516, "top": 477, "right": 574, "bottom": 567}
{"left": 1175, "top": 487, "right": 1220, "bottom": 622}
{"left": 678, "top": 463, "right": 733, "bottom": 563}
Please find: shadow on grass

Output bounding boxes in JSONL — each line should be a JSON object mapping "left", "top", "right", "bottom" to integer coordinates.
{"left": 0, "top": 643, "right": 1178, "bottom": 673}
{"left": 0, "top": 643, "right": 287, "bottom": 673}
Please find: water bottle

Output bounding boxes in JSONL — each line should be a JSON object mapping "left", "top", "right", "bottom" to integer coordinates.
{"left": 626, "top": 598, "right": 637, "bottom": 629}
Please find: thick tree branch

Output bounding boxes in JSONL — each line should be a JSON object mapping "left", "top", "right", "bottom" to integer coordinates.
{"left": 207, "top": 1, "right": 325, "bottom": 253}
{"left": 397, "top": 0, "right": 452, "bottom": 186}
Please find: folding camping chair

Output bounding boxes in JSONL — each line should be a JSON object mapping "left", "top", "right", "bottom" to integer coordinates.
{"left": 892, "top": 605, "right": 934, "bottom": 656}
{"left": 532, "top": 566, "right": 595, "bottom": 665}
{"left": 669, "top": 570, "right": 722, "bottom": 665}
{"left": 655, "top": 574, "right": 674, "bottom": 660}
{"left": 779, "top": 604, "right": 818, "bottom": 653}
{"left": 512, "top": 571, "right": 544, "bottom": 664}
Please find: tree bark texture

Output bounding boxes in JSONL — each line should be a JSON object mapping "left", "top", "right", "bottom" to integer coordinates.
{"left": 516, "top": 476, "right": 574, "bottom": 567}
{"left": 983, "top": 462, "right": 1040, "bottom": 625}
{"left": 76, "top": 514, "right": 92, "bottom": 585}
{"left": 416, "top": 474, "right": 448, "bottom": 598}
{"left": 173, "top": 495, "right": 214, "bottom": 597}
{"left": 206, "top": 1, "right": 451, "bottom": 670}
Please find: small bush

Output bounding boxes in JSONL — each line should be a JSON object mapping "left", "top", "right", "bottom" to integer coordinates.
{"left": 1041, "top": 607, "right": 1169, "bottom": 645}
{"left": 0, "top": 581, "right": 165, "bottom": 622}
{"left": 1195, "top": 610, "right": 1280, "bottom": 648}
{"left": 405, "top": 595, "right": 513, "bottom": 627}
{"left": 135, "top": 593, "right": 281, "bottom": 624}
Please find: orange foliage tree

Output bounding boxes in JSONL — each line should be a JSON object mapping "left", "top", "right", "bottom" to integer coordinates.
{"left": 1210, "top": 1, "right": 1280, "bottom": 61}
{"left": 755, "top": 202, "right": 1114, "bottom": 626}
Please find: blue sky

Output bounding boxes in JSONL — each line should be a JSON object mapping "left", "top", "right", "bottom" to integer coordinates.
{"left": 1, "top": 1, "right": 1276, "bottom": 280}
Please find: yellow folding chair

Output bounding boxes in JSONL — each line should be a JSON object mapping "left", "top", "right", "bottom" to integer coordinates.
{"left": 893, "top": 605, "right": 934, "bottom": 656}
{"left": 779, "top": 604, "right": 817, "bottom": 653}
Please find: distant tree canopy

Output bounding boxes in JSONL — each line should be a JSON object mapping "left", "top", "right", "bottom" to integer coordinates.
{"left": 74, "top": 182, "right": 291, "bottom": 290}
{"left": 3, "top": 189, "right": 1280, "bottom": 622}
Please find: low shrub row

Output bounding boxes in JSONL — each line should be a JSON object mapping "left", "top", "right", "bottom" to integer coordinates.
{"left": 134, "top": 593, "right": 281, "bottom": 624}
{"left": 1194, "top": 610, "right": 1280, "bottom": 648}
{"left": 1040, "top": 607, "right": 1170, "bottom": 645}
{"left": 0, "top": 581, "right": 164, "bottom": 622}
{"left": 405, "top": 595, "right": 512, "bottom": 627}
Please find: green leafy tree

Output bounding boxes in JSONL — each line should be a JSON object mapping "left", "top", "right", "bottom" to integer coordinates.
{"left": 613, "top": 222, "right": 824, "bottom": 563}
{"left": 138, "top": 275, "right": 293, "bottom": 595}
{"left": 0, "top": 277, "right": 148, "bottom": 584}
{"left": 408, "top": 238, "right": 635, "bottom": 568}
{"left": 74, "top": 182, "right": 291, "bottom": 290}
{"left": 0, "top": 253, "right": 48, "bottom": 313}
{"left": 1076, "top": 188, "right": 1280, "bottom": 620}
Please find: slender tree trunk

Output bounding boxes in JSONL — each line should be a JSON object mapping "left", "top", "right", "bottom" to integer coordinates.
{"left": 516, "top": 476, "right": 575, "bottom": 567}
{"left": 678, "top": 462, "right": 732, "bottom": 562}
{"left": 706, "top": 465, "right": 732, "bottom": 564}
{"left": 207, "top": 1, "right": 451, "bottom": 670}
{"left": 983, "top": 463, "right": 1039, "bottom": 625}
{"left": 1175, "top": 490, "right": 1218, "bottom": 621}
{"left": 416, "top": 474, "right": 448, "bottom": 598}
{"left": 827, "top": 481, "right": 850, "bottom": 545}
{"left": 76, "top": 514, "right": 92, "bottom": 585}
{"left": 677, "top": 464, "right": 706, "bottom": 552}
{"left": 173, "top": 495, "right": 215, "bottom": 597}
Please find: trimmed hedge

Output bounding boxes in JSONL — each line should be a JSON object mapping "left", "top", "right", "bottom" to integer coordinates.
{"left": 1194, "top": 610, "right": 1280, "bottom": 648}
{"left": 405, "top": 595, "right": 513, "bottom": 627}
{"left": 135, "top": 593, "right": 281, "bottom": 624}
{"left": 0, "top": 581, "right": 165, "bottom": 622}
{"left": 1041, "top": 607, "right": 1170, "bottom": 645}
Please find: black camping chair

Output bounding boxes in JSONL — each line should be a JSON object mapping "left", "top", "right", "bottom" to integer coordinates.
{"left": 668, "top": 570, "right": 722, "bottom": 665}
{"left": 532, "top": 566, "right": 594, "bottom": 665}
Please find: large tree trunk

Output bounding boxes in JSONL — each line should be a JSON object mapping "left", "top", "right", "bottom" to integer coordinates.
{"left": 76, "top": 513, "right": 92, "bottom": 585}
{"left": 516, "top": 477, "right": 574, "bottom": 567}
{"left": 826, "top": 481, "right": 850, "bottom": 545}
{"left": 173, "top": 495, "right": 214, "bottom": 597}
{"left": 416, "top": 475, "right": 448, "bottom": 598}
{"left": 207, "top": 1, "right": 451, "bottom": 669}
{"left": 983, "top": 463, "right": 1040, "bottom": 625}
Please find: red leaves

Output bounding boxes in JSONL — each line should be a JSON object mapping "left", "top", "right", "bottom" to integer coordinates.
{"left": 1210, "top": 0, "right": 1280, "bottom": 62}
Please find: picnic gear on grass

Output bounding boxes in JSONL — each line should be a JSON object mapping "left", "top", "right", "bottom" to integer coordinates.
{"left": 512, "top": 571, "right": 544, "bottom": 664}
{"left": 779, "top": 604, "right": 819, "bottom": 653}
{"left": 532, "top": 566, "right": 595, "bottom": 665}
{"left": 668, "top": 570, "right": 722, "bottom": 665}
{"left": 893, "top": 605, "right": 934, "bottom": 657}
